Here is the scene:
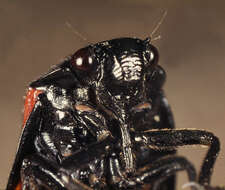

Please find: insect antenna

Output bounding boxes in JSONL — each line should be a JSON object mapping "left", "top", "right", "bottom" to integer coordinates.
{"left": 148, "top": 10, "right": 167, "bottom": 42}
{"left": 151, "top": 34, "right": 161, "bottom": 42}
{"left": 65, "top": 21, "right": 88, "bottom": 42}
{"left": 150, "top": 10, "right": 167, "bottom": 37}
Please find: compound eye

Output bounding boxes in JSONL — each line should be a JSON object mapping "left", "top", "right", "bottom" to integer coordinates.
{"left": 147, "top": 51, "right": 155, "bottom": 62}
{"left": 71, "top": 47, "right": 95, "bottom": 71}
{"left": 145, "top": 45, "right": 159, "bottom": 65}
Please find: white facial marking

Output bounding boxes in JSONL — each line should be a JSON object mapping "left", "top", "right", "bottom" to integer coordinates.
{"left": 122, "top": 57, "right": 142, "bottom": 65}
{"left": 76, "top": 57, "right": 83, "bottom": 66}
{"left": 121, "top": 56, "right": 142, "bottom": 81}
{"left": 112, "top": 54, "right": 142, "bottom": 81}
{"left": 112, "top": 56, "right": 123, "bottom": 80}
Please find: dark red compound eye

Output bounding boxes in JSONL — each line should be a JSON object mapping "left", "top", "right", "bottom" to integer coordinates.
{"left": 71, "top": 47, "right": 95, "bottom": 71}
{"left": 144, "top": 44, "right": 159, "bottom": 66}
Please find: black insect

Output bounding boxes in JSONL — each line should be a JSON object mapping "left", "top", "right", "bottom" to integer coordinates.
{"left": 6, "top": 37, "right": 224, "bottom": 190}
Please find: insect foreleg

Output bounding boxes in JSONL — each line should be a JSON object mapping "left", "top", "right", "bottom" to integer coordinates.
{"left": 134, "top": 129, "right": 220, "bottom": 186}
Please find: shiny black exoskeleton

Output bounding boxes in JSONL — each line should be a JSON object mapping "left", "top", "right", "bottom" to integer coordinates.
{"left": 7, "top": 37, "right": 224, "bottom": 190}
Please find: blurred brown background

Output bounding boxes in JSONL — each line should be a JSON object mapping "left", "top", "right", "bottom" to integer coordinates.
{"left": 1, "top": 0, "right": 225, "bottom": 189}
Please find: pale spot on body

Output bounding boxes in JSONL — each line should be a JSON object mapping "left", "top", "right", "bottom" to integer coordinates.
{"left": 88, "top": 57, "right": 93, "bottom": 64}
{"left": 154, "top": 115, "right": 160, "bottom": 122}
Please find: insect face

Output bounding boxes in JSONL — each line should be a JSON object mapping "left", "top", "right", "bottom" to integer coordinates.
{"left": 70, "top": 38, "right": 164, "bottom": 121}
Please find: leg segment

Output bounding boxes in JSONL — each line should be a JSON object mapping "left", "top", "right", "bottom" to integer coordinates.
{"left": 134, "top": 129, "right": 220, "bottom": 186}
{"left": 183, "top": 182, "right": 225, "bottom": 190}
{"left": 108, "top": 154, "right": 196, "bottom": 190}
{"left": 21, "top": 155, "right": 66, "bottom": 190}
{"left": 135, "top": 156, "right": 197, "bottom": 190}
{"left": 21, "top": 136, "right": 115, "bottom": 190}
{"left": 21, "top": 154, "right": 93, "bottom": 190}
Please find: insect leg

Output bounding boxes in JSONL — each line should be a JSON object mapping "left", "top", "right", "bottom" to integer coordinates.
{"left": 21, "top": 154, "right": 96, "bottom": 190}
{"left": 134, "top": 129, "right": 220, "bottom": 186}
{"left": 106, "top": 153, "right": 196, "bottom": 190}
{"left": 107, "top": 153, "right": 138, "bottom": 189}
{"left": 57, "top": 136, "right": 114, "bottom": 189}
{"left": 21, "top": 154, "right": 67, "bottom": 190}
{"left": 135, "top": 155, "right": 197, "bottom": 190}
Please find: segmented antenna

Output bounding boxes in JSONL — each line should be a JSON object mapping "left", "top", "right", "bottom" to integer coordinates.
{"left": 151, "top": 35, "right": 161, "bottom": 42}
{"left": 150, "top": 10, "right": 168, "bottom": 38}
{"left": 65, "top": 21, "right": 87, "bottom": 42}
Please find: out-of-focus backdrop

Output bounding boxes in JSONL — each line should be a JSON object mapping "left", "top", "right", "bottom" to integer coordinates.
{"left": 1, "top": 0, "right": 225, "bottom": 189}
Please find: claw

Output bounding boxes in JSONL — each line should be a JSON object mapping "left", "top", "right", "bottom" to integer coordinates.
{"left": 182, "top": 182, "right": 225, "bottom": 190}
{"left": 182, "top": 182, "right": 205, "bottom": 190}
